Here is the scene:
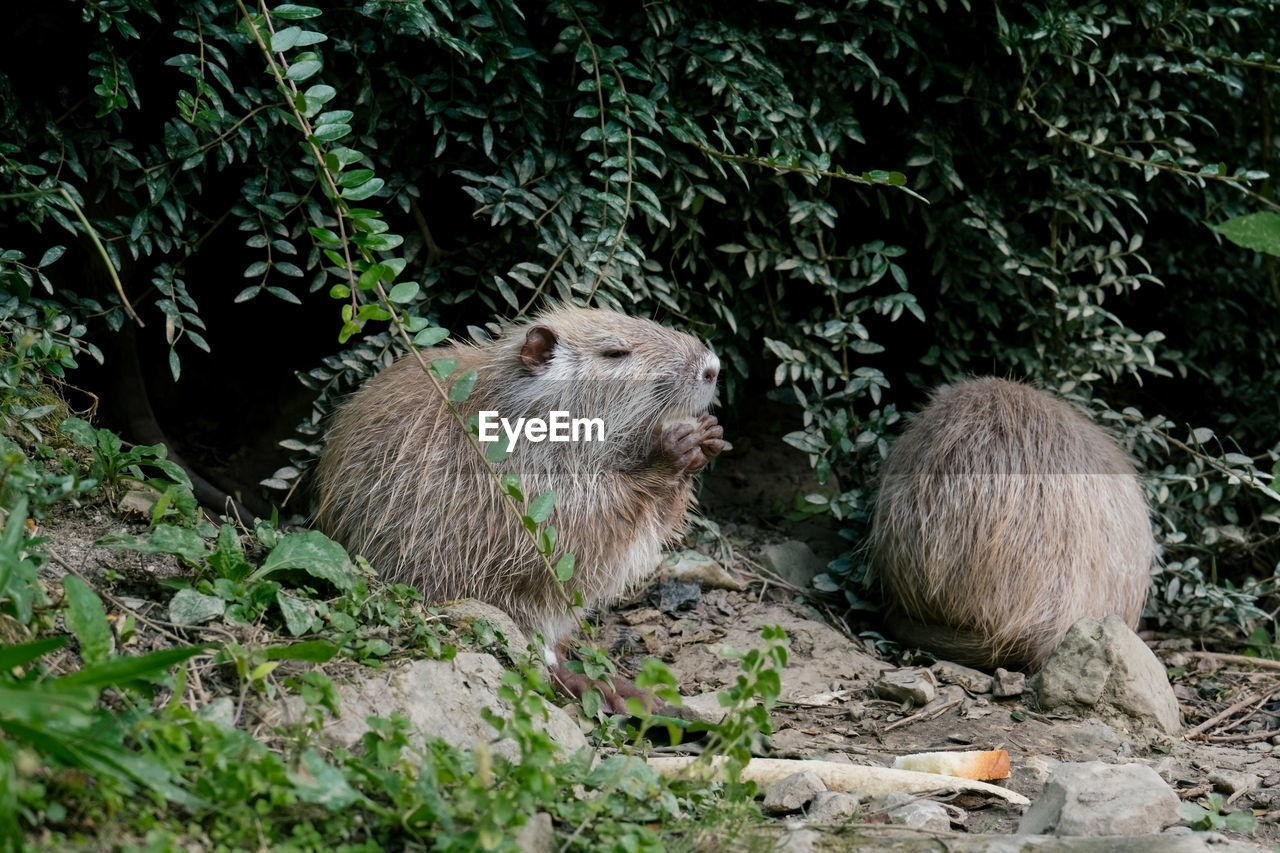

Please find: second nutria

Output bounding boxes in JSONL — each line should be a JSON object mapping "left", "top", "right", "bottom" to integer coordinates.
{"left": 869, "top": 377, "right": 1155, "bottom": 669}
{"left": 313, "top": 305, "right": 724, "bottom": 707}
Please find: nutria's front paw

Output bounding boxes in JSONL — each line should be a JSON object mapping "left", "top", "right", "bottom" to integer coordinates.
{"left": 658, "top": 420, "right": 708, "bottom": 474}
{"left": 657, "top": 414, "right": 725, "bottom": 475}
{"left": 697, "top": 413, "right": 726, "bottom": 460}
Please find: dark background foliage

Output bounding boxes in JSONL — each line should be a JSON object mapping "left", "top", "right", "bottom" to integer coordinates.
{"left": 2, "top": 0, "right": 1278, "bottom": 639}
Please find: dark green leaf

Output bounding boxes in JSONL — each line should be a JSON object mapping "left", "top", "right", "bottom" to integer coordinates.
{"left": 341, "top": 177, "right": 385, "bottom": 200}
{"left": 252, "top": 530, "right": 355, "bottom": 591}
{"left": 264, "top": 640, "right": 338, "bottom": 662}
{"left": 63, "top": 576, "right": 113, "bottom": 665}
{"left": 59, "top": 417, "right": 98, "bottom": 447}
{"left": 1210, "top": 212, "right": 1280, "bottom": 257}
{"left": 388, "top": 281, "right": 419, "bottom": 303}
{"left": 288, "top": 749, "right": 364, "bottom": 809}
{"left": 0, "top": 635, "right": 67, "bottom": 671}
{"left": 527, "top": 490, "right": 555, "bottom": 524}
{"left": 276, "top": 592, "right": 315, "bottom": 636}
{"left": 271, "top": 4, "right": 322, "bottom": 19}
{"left": 57, "top": 645, "right": 206, "bottom": 689}
{"left": 168, "top": 588, "right": 226, "bottom": 626}
{"left": 449, "top": 369, "right": 478, "bottom": 403}
{"left": 38, "top": 245, "right": 66, "bottom": 267}
{"left": 413, "top": 327, "right": 450, "bottom": 347}
{"left": 286, "top": 59, "right": 322, "bottom": 82}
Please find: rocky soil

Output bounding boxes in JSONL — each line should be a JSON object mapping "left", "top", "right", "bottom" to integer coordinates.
{"left": 28, "top": 437, "right": 1280, "bottom": 851}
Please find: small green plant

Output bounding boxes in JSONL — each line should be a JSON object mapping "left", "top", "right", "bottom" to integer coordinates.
{"left": 58, "top": 417, "right": 198, "bottom": 524}
{"left": 696, "top": 625, "right": 789, "bottom": 774}
{"left": 1, "top": 508, "right": 208, "bottom": 846}
{"left": 1178, "top": 791, "right": 1258, "bottom": 834}
{"left": 1241, "top": 625, "right": 1280, "bottom": 661}
{"left": 0, "top": 288, "right": 100, "bottom": 447}
{"left": 100, "top": 519, "right": 454, "bottom": 666}
{"left": 0, "top": 498, "right": 46, "bottom": 629}
{"left": 0, "top": 435, "right": 97, "bottom": 520}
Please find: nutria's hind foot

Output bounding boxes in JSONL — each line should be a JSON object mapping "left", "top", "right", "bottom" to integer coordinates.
{"left": 551, "top": 659, "right": 657, "bottom": 715}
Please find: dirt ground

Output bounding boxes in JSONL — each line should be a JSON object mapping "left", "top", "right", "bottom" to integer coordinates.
{"left": 592, "top": 435, "right": 1280, "bottom": 848}
{"left": 26, "top": 436, "right": 1280, "bottom": 850}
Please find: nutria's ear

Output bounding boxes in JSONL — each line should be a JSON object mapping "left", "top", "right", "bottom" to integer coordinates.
{"left": 519, "top": 325, "right": 558, "bottom": 374}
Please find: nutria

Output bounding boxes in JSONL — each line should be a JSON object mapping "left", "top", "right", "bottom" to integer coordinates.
{"left": 869, "top": 377, "right": 1155, "bottom": 670}
{"left": 313, "top": 305, "right": 724, "bottom": 707}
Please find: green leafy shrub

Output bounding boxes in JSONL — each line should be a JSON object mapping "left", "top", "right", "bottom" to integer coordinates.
{"left": 1, "top": 2, "right": 1278, "bottom": 641}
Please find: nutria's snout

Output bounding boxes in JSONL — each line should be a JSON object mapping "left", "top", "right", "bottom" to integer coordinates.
{"left": 701, "top": 351, "right": 720, "bottom": 386}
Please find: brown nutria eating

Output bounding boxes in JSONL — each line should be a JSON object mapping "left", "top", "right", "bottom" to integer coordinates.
{"left": 868, "top": 377, "right": 1155, "bottom": 670}
{"left": 313, "top": 305, "right": 724, "bottom": 709}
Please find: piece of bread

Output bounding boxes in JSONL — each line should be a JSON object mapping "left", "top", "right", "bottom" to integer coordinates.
{"left": 891, "top": 749, "right": 1011, "bottom": 781}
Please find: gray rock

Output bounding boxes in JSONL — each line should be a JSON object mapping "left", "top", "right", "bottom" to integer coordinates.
{"left": 775, "top": 828, "right": 822, "bottom": 853}
{"left": 762, "top": 771, "right": 827, "bottom": 815}
{"left": 906, "top": 831, "right": 1264, "bottom": 852}
{"left": 992, "top": 667, "right": 1026, "bottom": 698}
{"left": 436, "top": 599, "right": 539, "bottom": 663}
{"left": 1017, "top": 761, "right": 1180, "bottom": 836}
{"left": 261, "top": 653, "right": 589, "bottom": 763}
{"left": 931, "top": 660, "right": 994, "bottom": 694}
{"left": 513, "top": 812, "right": 555, "bottom": 853}
{"left": 659, "top": 549, "right": 743, "bottom": 591}
{"left": 805, "top": 790, "right": 862, "bottom": 825}
{"left": 1209, "top": 769, "right": 1258, "bottom": 798}
{"left": 760, "top": 540, "right": 825, "bottom": 589}
{"left": 1061, "top": 721, "right": 1130, "bottom": 758}
{"left": 1030, "top": 615, "right": 1182, "bottom": 734}
{"left": 871, "top": 792, "right": 951, "bottom": 832}
{"left": 658, "top": 690, "right": 726, "bottom": 726}
{"left": 1012, "top": 755, "right": 1059, "bottom": 789}
{"left": 653, "top": 579, "right": 702, "bottom": 614}
{"left": 873, "top": 667, "right": 938, "bottom": 707}
{"left": 891, "top": 801, "right": 952, "bottom": 832}
{"left": 196, "top": 696, "right": 236, "bottom": 729}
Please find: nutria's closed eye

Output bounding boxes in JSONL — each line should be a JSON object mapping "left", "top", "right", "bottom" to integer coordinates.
{"left": 602, "top": 348, "right": 631, "bottom": 359}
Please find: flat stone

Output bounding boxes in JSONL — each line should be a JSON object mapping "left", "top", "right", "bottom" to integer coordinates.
{"left": 514, "top": 812, "right": 554, "bottom": 853}
{"left": 762, "top": 771, "right": 827, "bottom": 815}
{"left": 436, "top": 599, "right": 538, "bottom": 663}
{"left": 775, "top": 828, "right": 822, "bottom": 853}
{"left": 874, "top": 667, "right": 938, "bottom": 707}
{"left": 759, "top": 540, "right": 825, "bottom": 589}
{"left": 931, "top": 660, "right": 994, "bottom": 694}
{"left": 260, "top": 653, "right": 590, "bottom": 764}
{"left": 658, "top": 691, "right": 725, "bottom": 726}
{"left": 871, "top": 792, "right": 951, "bottom": 832}
{"left": 1209, "top": 770, "right": 1258, "bottom": 798}
{"left": 805, "top": 790, "right": 862, "bottom": 825}
{"left": 1017, "top": 761, "right": 1180, "bottom": 836}
{"left": 659, "top": 549, "right": 743, "bottom": 591}
{"left": 992, "top": 667, "right": 1026, "bottom": 698}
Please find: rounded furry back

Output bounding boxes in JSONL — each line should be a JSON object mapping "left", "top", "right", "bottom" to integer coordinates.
{"left": 869, "top": 377, "right": 1155, "bottom": 669}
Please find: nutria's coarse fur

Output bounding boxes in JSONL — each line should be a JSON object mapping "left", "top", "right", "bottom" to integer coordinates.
{"left": 869, "top": 377, "right": 1155, "bottom": 670}
{"left": 313, "top": 306, "right": 724, "bottom": 705}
